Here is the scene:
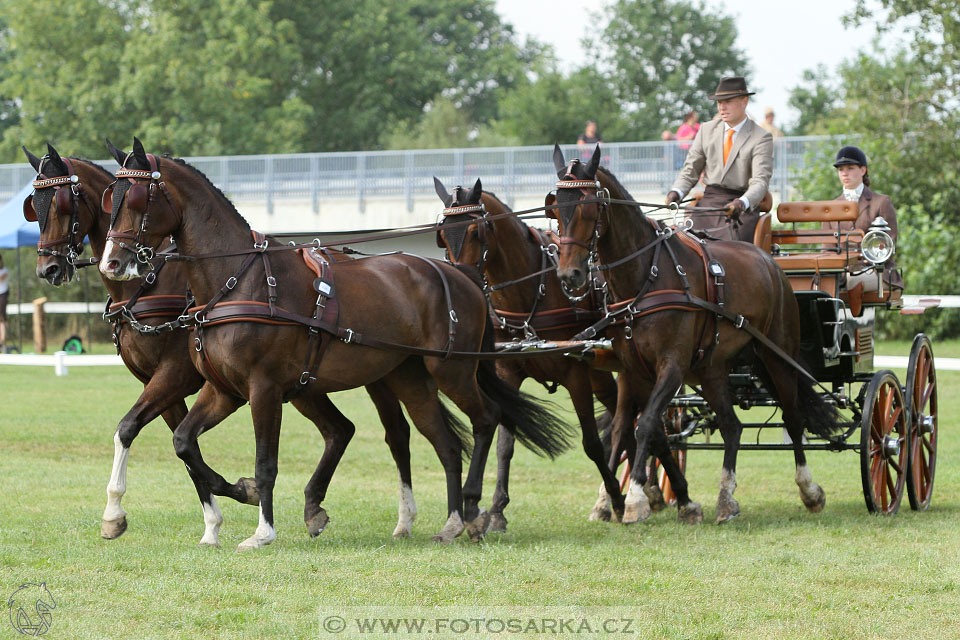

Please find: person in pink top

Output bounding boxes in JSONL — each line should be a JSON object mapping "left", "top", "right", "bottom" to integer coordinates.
{"left": 675, "top": 110, "right": 700, "bottom": 150}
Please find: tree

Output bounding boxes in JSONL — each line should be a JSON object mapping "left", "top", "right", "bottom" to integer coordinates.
{"left": 786, "top": 65, "right": 840, "bottom": 135}
{"left": 590, "top": 0, "right": 751, "bottom": 139}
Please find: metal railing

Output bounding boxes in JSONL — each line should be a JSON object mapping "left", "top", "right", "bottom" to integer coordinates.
{"left": 0, "top": 136, "right": 834, "bottom": 215}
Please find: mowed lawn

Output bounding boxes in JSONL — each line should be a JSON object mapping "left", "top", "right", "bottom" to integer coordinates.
{"left": 1, "top": 343, "right": 958, "bottom": 639}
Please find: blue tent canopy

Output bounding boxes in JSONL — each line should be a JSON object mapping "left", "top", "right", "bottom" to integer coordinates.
{"left": 0, "top": 184, "right": 40, "bottom": 248}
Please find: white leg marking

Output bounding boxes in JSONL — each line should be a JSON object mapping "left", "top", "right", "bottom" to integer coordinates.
{"left": 623, "top": 479, "right": 652, "bottom": 523}
{"left": 102, "top": 431, "right": 129, "bottom": 523}
{"left": 589, "top": 482, "right": 613, "bottom": 521}
{"left": 237, "top": 505, "right": 276, "bottom": 552}
{"left": 795, "top": 464, "right": 825, "bottom": 510}
{"left": 719, "top": 468, "right": 737, "bottom": 498}
{"left": 199, "top": 497, "right": 224, "bottom": 547}
{"left": 393, "top": 481, "right": 418, "bottom": 537}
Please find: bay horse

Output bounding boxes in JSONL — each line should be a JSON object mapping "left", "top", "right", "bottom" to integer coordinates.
{"left": 434, "top": 177, "right": 629, "bottom": 526}
{"left": 24, "top": 143, "right": 425, "bottom": 545}
{"left": 548, "top": 144, "right": 840, "bottom": 524}
{"left": 99, "top": 138, "right": 570, "bottom": 549}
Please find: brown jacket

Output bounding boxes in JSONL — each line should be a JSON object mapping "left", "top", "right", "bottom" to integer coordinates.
{"left": 822, "top": 187, "right": 903, "bottom": 289}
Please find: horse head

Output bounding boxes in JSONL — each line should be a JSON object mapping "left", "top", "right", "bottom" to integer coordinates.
{"left": 99, "top": 137, "right": 183, "bottom": 281}
{"left": 433, "top": 177, "right": 492, "bottom": 266}
{"left": 23, "top": 143, "right": 110, "bottom": 285}
{"left": 546, "top": 143, "right": 604, "bottom": 290}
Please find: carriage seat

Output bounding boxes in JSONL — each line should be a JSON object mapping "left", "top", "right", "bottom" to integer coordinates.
{"left": 754, "top": 201, "right": 862, "bottom": 297}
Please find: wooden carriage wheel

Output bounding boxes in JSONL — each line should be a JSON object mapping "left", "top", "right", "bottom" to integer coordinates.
{"left": 859, "top": 370, "right": 909, "bottom": 515}
{"left": 905, "top": 334, "right": 937, "bottom": 511}
{"left": 617, "top": 408, "right": 687, "bottom": 505}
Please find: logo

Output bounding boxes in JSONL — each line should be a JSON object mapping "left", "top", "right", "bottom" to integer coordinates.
{"left": 8, "top": 583, "right": 56, "bottom": 636}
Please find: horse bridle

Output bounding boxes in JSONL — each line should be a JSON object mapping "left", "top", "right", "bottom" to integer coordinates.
{"left": 436, "top": 188, "right": 491, "bottom": 270}
{"left": 25, "top": 157, "right": 96, "bottom": 268}
{"left": 103, "top": 153, "right": 179, "bottom": 268}
{"left": 551, "top": 170, "right": 610, "bottom": 301}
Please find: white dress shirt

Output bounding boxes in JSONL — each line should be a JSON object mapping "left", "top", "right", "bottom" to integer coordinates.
{"left": 842, "top": 183, "right": 865, "bottom": 202}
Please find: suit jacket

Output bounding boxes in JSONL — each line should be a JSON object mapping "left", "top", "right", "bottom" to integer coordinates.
{"left": 671, "top": 118, "right": 773, "bottom": 207}
{"left": 823, "top": 187, "right": 903, "bottom": 289}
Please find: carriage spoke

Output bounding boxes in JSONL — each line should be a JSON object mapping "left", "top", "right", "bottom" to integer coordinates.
{"left": 886, "top": 458, "right": 903, "bottom": 476}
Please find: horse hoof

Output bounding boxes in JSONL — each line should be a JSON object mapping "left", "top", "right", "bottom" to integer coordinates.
{"left": 392, "top": 526, "right": 412, "bottom": 538}
{"left": 237, "top": 477, "right": 259, "bottom": 506}
{"left": 486, "top": 512, "right": 507, "bottom": 533}
{"left": 465, "top": 511, "right": 490, "bottom": 542}
{"left": 622, "top": 500, "right": 652, "bottom": 525}
{"left": 801, "top": 485, "right": 826, "bottom": 513}
{"left": 588, "top": 506, "right": 612, "bottom": 522}
{"left": 198, "top": 538, "right": 221, "bottom": 549}
{"left": 715, "top": 496, "right": 740, "bottom": 524}
{"left": 305, "top": 507, "right": 329, "bottom": 537}
{"left": 678, "top": 501, "right": 703, "bottom": 525}
{"left": 644, "top": 485, "right": 667, "bottom": 512}
{"left": 101, "top": 516, "right": 128, "bottom": 540}
{"left": 432, "top": 513, "right": 465, "bottom": 543}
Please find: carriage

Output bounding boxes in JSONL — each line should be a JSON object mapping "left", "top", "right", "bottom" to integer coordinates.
{"left": 647, "top": 199, "right": 939, "bottom": 515}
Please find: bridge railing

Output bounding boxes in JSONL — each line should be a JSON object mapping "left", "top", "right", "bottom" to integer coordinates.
{"left": 0, "top": 136, "right": 834, "bottom": 214}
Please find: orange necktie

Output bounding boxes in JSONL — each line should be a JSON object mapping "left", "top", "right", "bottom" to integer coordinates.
{"left": 723, "top": 128, "right": 734, "bottom": 165}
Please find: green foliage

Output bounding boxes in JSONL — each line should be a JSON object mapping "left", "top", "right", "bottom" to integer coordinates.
{"left": 591, "top": 0, "right": 751, "bottom": 139}
{"left": 383, "top": 96, "right": 520, "bottom": 150}
{"left": 786, "top": 65, "right": 840, "bottom": 135}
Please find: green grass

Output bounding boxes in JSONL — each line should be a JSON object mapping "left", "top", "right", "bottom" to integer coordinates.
{"left": 2, "top": 344, "right": 958, "bottom": 639}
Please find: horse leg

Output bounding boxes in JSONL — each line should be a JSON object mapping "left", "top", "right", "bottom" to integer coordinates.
{"left": 102, "top": 370, "right": 199, "bottom": 540}
{"left": 567, "top": 371, "right": 625, "bottom": 522}
{"left": 593, "top": 377, "right": 636, "bottom": 522}
{"left": 486, "top": 427, "right": 514, "bottom": 533}
{"left": 627, "top": 366, "right": 701, "bottom": 524}
{"left": 761, "top": 353, "right": 827, "bottom": 512}
{"left": 170, "top": 383, "right": 253, "bottom": 547}
{"left": 365, "top": 381, "right": 417, "bottom": 537}
{"left": 236, "top": 385, "right": 284, "bottom": 552}
{"left": 288, "top": 392, "right": 356, "bottom": 538}
{"left": 487, "top": 366, "right": 522, "bottom": 534}
{"left": 698, "top": 370, "right": 745, "bottom": 523}
{"left": 384, "top": 367, "right": 465, "bottom": 543}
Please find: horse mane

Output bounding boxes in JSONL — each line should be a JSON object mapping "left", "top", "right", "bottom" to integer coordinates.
{"left": 73, "top": 158, "right": 115, "bottom": 180}
{"left": 481, "top": 189, "right": 511, "bottom": 212}
{"left": 596, "top": 167, "right": 637, "bottom": 204}
{"left": 165, "top": 155, "right": 252, "bottom": 230}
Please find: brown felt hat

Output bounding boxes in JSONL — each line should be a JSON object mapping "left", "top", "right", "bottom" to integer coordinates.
{"left": 708, "top": 76, "right": 755, "bottom": 101}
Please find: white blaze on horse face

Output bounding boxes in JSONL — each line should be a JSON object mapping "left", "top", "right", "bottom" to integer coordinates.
{"left": 393, "top": 481, "right": 417, "bottom": 537}
{"left": 102, "top": 430, "right": 129, "bottom": 523}
{"left": 237, "top": 505, "right": 276, "bottom": 552}
{"left": 199, "top": 498, "right": 224, "bottom": 547}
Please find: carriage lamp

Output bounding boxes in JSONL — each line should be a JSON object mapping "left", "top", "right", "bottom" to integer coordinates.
{"left": 861, "top": 218, "right": 895, "bottom": 265}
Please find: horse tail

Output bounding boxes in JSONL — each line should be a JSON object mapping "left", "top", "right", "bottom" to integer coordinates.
{"left": 475, "top": 315, "right": 575, "bottom": 459}
{"left": 438, "top": 399, "right": 474, "bottom": 461}
{"left": 794, "top": 368, "right": 843, "bottom": 439}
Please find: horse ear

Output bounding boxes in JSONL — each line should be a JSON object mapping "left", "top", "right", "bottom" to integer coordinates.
{"left": 433, "top": 176, "right": 451, "bottom": 205}
{"left": 45, "top": 143, "right": 66, "bottom": 174}
{"left": 470, "top": 178, "right": 482, "bottom": 202}
{"left": 585, "top": 145, "right": 601, "bottom": 178}
{"left": 23, "top": 146, "right": 43, "bottom": 172}
{"left": 105, "top": 139, "right": 127, "bottom": 166}
{"left": 132, "top": 137, "right": 148, "bottom": 166}
{"left": 553, "top": 143, "right": 566, "bottom": 174}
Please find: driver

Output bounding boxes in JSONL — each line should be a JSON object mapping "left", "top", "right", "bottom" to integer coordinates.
{"left": 666, "top": 76, "right": 772, "bottom": 242}
{"left": 825, "top": 146, "right": 903, "bottom": 293}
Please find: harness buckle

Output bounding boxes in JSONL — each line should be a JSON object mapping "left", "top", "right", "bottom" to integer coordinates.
{"left": 538, "top": 283, "right": 547, "bottom": 297}
{"left": 341, "top": 328, "right": 354, "bottom": 344}
{"left": 254, "top": 239, "right": 269, "bottom": 251}
{"left": 194, "top": 337, "right": 202, "bottom": 352}
{"left": 676, "top": 265, "right": 686, "bottom": 276}
{"left": 299, "top": 371, "right": 313, "bottom": 386}
{"left": 650, "top": 265, "right": 659, "bottom": 278}
{"left": 266, "top": 276, "right": 277, "bottom": 287}
{"left": 145, "top": 271, "right": 157, "bottom": 285}
{"left": 735, "top": 315, "right": 746, "bottom": 329}
{"left": 225, "top": 276, "right": 238, "bottom": 290}
{"left": 449, "top": 310, "right": 459, "bottom": 324}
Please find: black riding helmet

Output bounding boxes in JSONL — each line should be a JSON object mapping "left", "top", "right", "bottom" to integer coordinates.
{"left": 833, "top": 146, "right": 867, "bottom": 168}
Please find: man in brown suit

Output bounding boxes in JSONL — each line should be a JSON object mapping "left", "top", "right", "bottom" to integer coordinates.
{"left": 825, "top": 146, "right": 903, "bottom": 292}
{"left": 666, "top": 76, "right": 773, "bottom": 242}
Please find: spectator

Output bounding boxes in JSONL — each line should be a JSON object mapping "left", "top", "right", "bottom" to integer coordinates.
{"left": 0, "top": 254, "right": 8, "bottom": 353}
{"left": 660, "top": 130, "right": 676, "bottom": 141}
{"left": 675, "top": 110, "right": 700, "bottom": 150}
{"left": 759, "top": 107, "right": 784, "bottom": 138}
{"left": 577, "top": 120, "right": 603, "bottom": 160}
